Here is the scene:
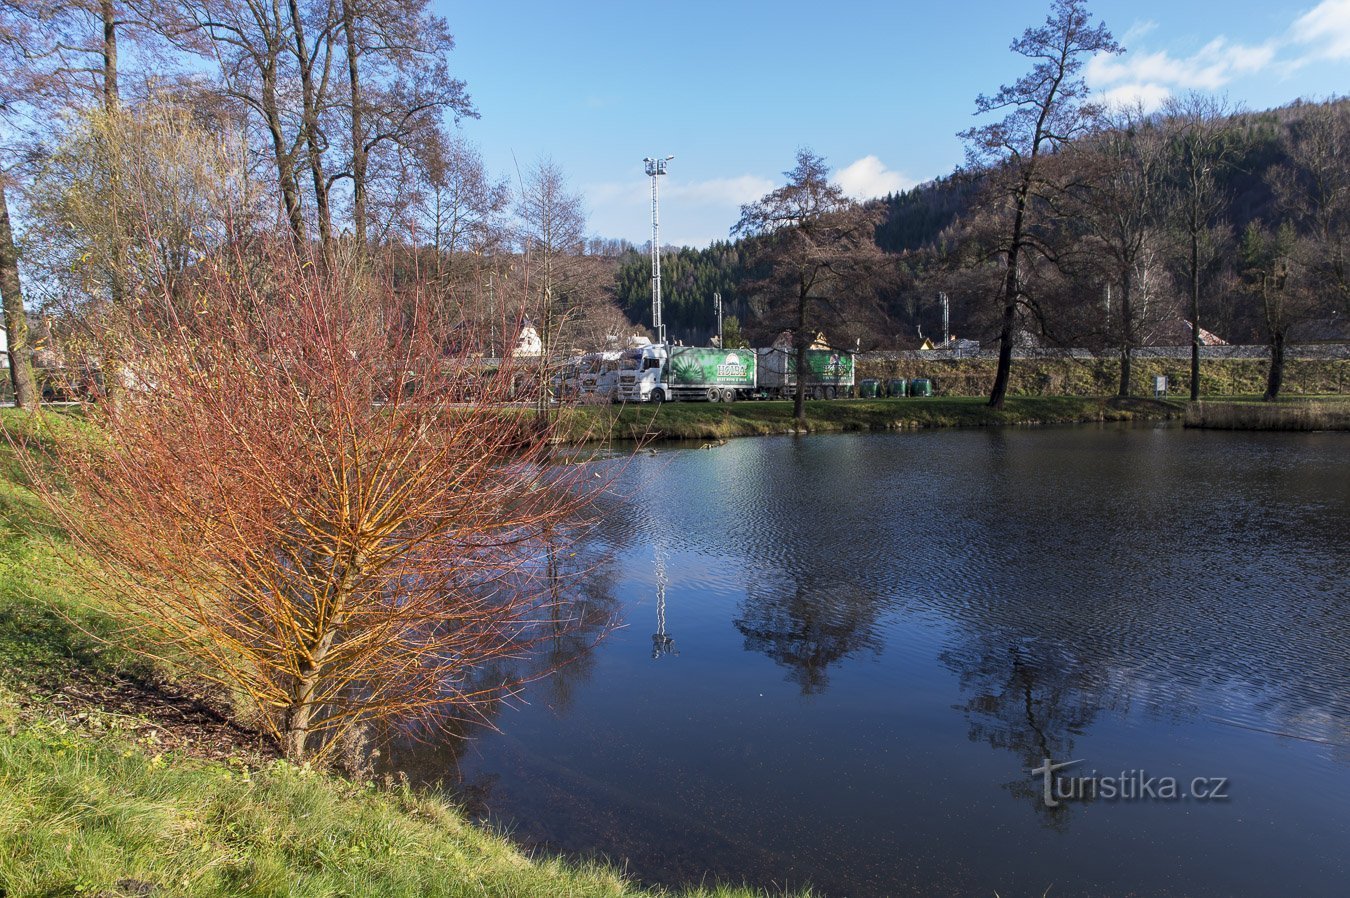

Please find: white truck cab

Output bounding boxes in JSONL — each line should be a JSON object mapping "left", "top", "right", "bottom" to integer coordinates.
{"left": 617, "top": 344, "right": 668, "bottom": 403}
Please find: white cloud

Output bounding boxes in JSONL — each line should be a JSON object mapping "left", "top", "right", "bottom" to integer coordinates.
{"left": 1290, "top": 0, "right": 1350, "bottom": 61}
{"left": 1092, "top": 2, "right": 1349, "bottom": 108}
{"left": 665, "top": 175, "right": 776, "bottom": 206}
{"left": 1087, "top": 37, "right": 1276, "bottom": 95}
{"left": 1099, "top": 83, "right": 1176, "bottom": 113}
{"left": 833, "top": 155, "right": 915, "bottom": 200}
{"left": 1122, "top": 20, "right": 1159, "bottom": 44}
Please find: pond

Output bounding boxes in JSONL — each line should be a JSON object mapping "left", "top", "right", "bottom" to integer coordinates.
{"left": 385, "top": 423, "right": 1350, "bottom": 897}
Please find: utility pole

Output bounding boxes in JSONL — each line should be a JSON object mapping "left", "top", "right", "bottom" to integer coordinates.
{"left": 941, "top": 292, "right": 949, "bottom": 348}
{"left": 644, "top": 156, "right": 673, "bottom": 345}
{"left": 714, "top": 292, "right": 723, "bottom": 347}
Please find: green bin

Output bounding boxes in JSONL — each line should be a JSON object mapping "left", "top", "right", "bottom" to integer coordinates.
{"left": 909, "top": 378, "right": 933, "bottom": 397}
{"left": 858, "top": 379, "right": 881, "bottom": 399}
{"left": 887, "top": 378, "right": 908, "bottom": 398}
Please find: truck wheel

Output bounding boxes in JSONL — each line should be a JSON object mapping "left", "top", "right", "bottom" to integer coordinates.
{"left": 812, "top": 386, "right": 824, "bottom": 401}
{"left": 825, "top": 386, "right": 837, "bottom": 400}
{"left": 707, "top": 386, "right": 721, "bottom": 402}
{"left": 722, "top": 388, "right": 736, "bottom": 403}
{"left": 650, "top": 388, "right": 665, "bottom": 404}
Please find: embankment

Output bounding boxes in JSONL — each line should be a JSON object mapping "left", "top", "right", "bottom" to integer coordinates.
{"left": 560, "top": 395, "right": 1183, "bottom": 443}
{"left": 856, "top": 355, "right": 1350, "bottom": 398}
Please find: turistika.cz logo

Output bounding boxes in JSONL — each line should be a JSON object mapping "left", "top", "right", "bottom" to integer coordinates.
{"left": 1030, "top": 758, "right": 1231, "bottom": 808}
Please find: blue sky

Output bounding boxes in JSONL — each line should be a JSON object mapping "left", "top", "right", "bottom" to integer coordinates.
{"left": 436, "top": 0, "right": 1350, "bottom": 248}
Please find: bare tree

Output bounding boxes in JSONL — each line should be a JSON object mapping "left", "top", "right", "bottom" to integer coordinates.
{"left": 180, "top": 0, "right": 307, "bottom": 245}
{"left": 336, "top": 0, "right": 474, "bottom": 253}
{"left": 734, "top": 148, "right": 887, "bottom": 423}
{"left": 284, "top": 0, "right": 337, "bottom": 250}
{"left": 0, "top": 0, "right": 61, "bottom": 408}
{"left": 402, "top": 132, "right": 508, "bottom": 269}
{"left": 1068, "top": 108, "right": 1173, "bottom": 395}
{"left": 0, "top": 176, "right": 35, "bottom": 405}
{"left": 516, "top": 159, "right": 585, "bottom": 419}
{"left": 1240, "top": 222, "right": 1306, "bottom": 400}
{"left": 960, "top": 0, "right": 1119, "bottom": 407}
{"left": 18, "top": 240, "right": 597, "bottom": 764}
{"left": 26, "top": 97, "right": 260, "bottom": 313}
{"left": 1268, "top": 101, "right": 1349, "bottom": 312}
{"left": 1161, "top": 93, "right": 1239, "bottom": 401}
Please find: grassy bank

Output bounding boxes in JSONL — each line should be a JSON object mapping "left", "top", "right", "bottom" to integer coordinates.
{"left": 856, "top": 355, "right": 1350, "bottom": 398}
{"left": 1183, "top": 397, "right": 1350, "bottom": 431}
{"left": 0, "top": 408, "right": 796, "bottom": 898}
{"left": 0, "top": 711, "right": 777, "bottom": 898}
{"left": 559, "top": 395, "right": 1184, "bottom": 443}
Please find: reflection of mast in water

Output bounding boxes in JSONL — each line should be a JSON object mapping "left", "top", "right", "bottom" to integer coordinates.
{"left": 651, "top": 542, "right": 677, "bottom": 659}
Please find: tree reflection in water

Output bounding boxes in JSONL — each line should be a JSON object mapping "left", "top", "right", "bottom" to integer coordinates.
{"left": 942, "top": 634, "right": 1117, "bottom": 829}
{"left": 735, "top": 576, "right": 882, "bottom": 695}
{"left": 374, "top": 522, "right": 622, "bottom": 799}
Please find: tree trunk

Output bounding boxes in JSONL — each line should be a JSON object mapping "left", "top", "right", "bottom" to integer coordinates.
{"left": 285, "top": 669, "right": 318, "bottom": 761}
{"left": 1189, "top": 227, "right": 1201, "bottom": 401}
{"left": 793, "top": 290, "right": 808, "bottom": 423}
{"left": 341, "top": 0, "right": 367, "bottom": 252}
{"left": 263, "top": 65, "right": 305, "bottom": 247}
{"left": 101, "top": 0, "right": 119, "bottom": 111}
{"left": 0, "top": 179, "right": 37, "bottom": 408}
{"left": 1264, "top": 329, "right": 1285, "bottom": 401}
{"left": 288, "top": 0, "right": 333, "bottom": 253}
{"left": 1117, "top": 271, "right": 1134, "bottom": 398}
{"left": 989, "top": 185, "right": 1030, "bottom": 409}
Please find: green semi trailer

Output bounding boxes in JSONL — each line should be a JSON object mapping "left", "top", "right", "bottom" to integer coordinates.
{"left": 755, "top": 347, "right": 856, "bottom": 400}
{"left": 617, "top": 344, "right": 757, "bottom": 402}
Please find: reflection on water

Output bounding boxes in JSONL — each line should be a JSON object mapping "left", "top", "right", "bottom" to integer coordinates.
{"left": 651, "top": 543, "right": 677, "bottom": 660}
{"left": 391, "top": 424, "right": 1350, "bottom": 897}
{"left": 735, "top": 575, "right": 882, "bottom": 694}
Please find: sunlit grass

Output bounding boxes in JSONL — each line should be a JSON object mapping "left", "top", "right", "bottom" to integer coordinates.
{"left": 0, "top": 407, "right": 807, "bottom": 898}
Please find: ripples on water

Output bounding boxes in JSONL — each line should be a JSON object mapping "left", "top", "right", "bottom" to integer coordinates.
{"left": 386, "top": 424, "right": 1350, "bottom": 897}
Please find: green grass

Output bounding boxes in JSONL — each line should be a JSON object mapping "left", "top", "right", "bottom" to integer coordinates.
{"left": 560, "top": 395, "right": 1184, "bottom": 443}
{"left": 0, "top": 709, "right": 795, "bottom": 898}
{"left": 0, "top": 407, "right": 806, "bottom": 898}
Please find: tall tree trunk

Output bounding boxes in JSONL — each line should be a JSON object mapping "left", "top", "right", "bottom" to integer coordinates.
{"left": 341, "top": 0, "right": 367, "bottom": 252}
{"left": 1189, "top": 227, "right": 1201, "bottom": 401}
{"left": 989, "top": 185, "right": 1030, "bottom": 409}
{"left": 263, "top": 65, "right": 305, "bottom": 247}
{"left": 0, "top": 179, "right": 38, "bottom": 408}
{"left": 793, "top": 289, "right": 808, "bottom": 423}
{"left": 101, "top": 0, "right": 119, "bottom": 111}
{"left": 1264, "top": 329, "right": 1285, "bottom": 401}
{"left": 1117, "top": 270, "right": 1134, "bottom": 398}
{"left": 288, "top": 0, "right": 333, "bottom": 253}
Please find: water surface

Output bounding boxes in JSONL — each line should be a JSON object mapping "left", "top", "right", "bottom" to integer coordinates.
{"left": 387, "top": 424, "right": 1350, "bottom": 897}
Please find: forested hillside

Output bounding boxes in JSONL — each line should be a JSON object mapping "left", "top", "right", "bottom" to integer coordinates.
{"left": 613, "top": 96, "right": 1349, "bottom": 368}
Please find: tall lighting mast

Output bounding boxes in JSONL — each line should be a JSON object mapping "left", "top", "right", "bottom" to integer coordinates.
{"left": 644, "top": 155, "right": 673, "bottom": 345}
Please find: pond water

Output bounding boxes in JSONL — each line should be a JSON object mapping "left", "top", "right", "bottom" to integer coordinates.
{"left": 385, "top": 423, "right": 1350, "bottom": 897}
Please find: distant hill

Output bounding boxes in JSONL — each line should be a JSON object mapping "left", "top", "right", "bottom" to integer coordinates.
{"left": 611, "top": 96, "right": 1349, "bottom": 348}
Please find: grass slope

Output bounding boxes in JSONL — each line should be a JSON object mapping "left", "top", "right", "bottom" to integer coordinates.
{"left": 0, "top": 408, "right": 801, "bottom": 898}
